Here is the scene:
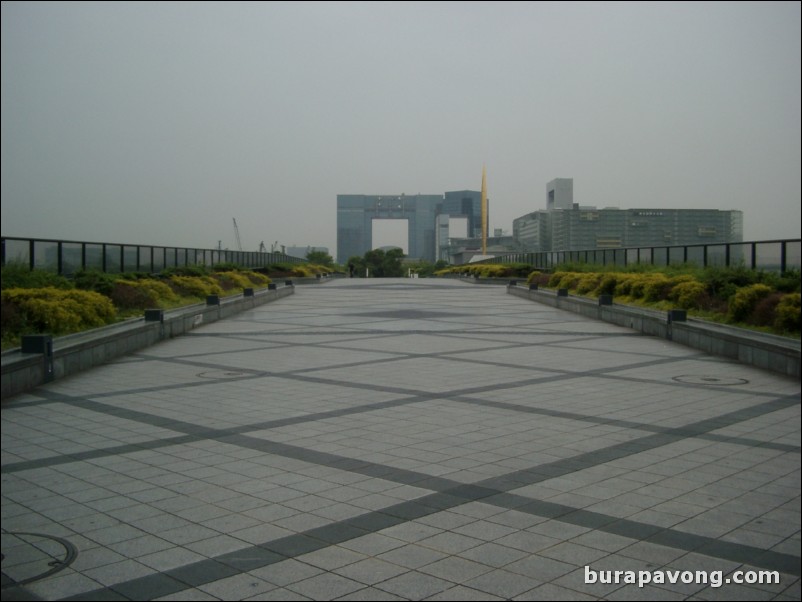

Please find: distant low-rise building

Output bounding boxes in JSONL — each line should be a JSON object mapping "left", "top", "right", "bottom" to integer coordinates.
{"left": 513, "top": 179, "right": 743, "bottom": 252}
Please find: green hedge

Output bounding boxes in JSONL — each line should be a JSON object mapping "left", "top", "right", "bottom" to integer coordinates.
{"left": 1, "top": 265, "right": 274, "bottom": 347}
{"left": 2, "top": 287, "right": 117, "bottom": 338}
{"left": 535, "top": 268, "right": 800, "bottom": 336}
{"left": 436, "top": 263, "right": 533, "bottom": 278}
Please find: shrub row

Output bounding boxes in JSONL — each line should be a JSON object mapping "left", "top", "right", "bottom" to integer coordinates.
{"left": 433, "top": 261, "right": 799, "bottom": 335}
{"left": 547, "top": 262, "right": 800, "bottom": 297}
{"left": 547, "top": 272, "right": 705, "bottom": 306}
{"left": 435, "top": 263, "right": 533, "bottom": 279}
{"left": 1, "top": 288, "right": 117, "bottom": 338}
{"left": 540, "top": 269, "right": 800, "bottom": 335}
{"left": 82, "top": 271, "right": 272, "bottom": 311}
{"left": 1, "top": 264, "right": 275, "bottom": 347}
{"left": 262, "top": 263, "right": 335, "bottom": 277}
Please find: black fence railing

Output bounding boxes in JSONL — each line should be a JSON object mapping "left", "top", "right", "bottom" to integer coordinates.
{"left": 1, "top": 236, "right": 306, "bottom": 276}
{"left": 474, "top": 239, "right": 801, "bottom": 274}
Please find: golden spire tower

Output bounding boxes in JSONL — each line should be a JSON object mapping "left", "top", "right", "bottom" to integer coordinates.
{"left": 481, "top": 166, "right": 488, "bottom": 255}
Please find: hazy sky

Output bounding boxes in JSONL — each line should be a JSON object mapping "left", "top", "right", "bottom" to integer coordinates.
{"left": 2, "top": 1, "right": 800, "bottom": 257}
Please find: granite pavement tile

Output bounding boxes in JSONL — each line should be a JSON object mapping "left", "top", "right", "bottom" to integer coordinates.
{"left": 2, "top": 279, "right": 798, "bottom": 601}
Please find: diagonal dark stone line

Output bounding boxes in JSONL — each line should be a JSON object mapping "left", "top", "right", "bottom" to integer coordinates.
{"left": 7, "top": 386, "right": 799, "bottom": 594}
{"left": 5, "top": 281, "right": 799, "bottom": 602}
{"left": 6, "top": 373, "right": 797, "bottom": 476}
{"left": 60, "top": 479, "right": 802, "bottom": 601}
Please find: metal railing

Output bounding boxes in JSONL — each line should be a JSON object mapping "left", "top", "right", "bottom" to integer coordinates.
{"left": 475, "top": 239, "right": 801, "bottom": 274}
{"left": 1, "top": 236, "right": 306, "bottom": 276}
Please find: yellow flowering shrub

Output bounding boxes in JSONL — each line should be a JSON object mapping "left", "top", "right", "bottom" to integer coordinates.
{"left": 613, "top": 274, "right": 640, "bottom": 297}
{"left": 111, "top": 279, "right": 179, "bottom": 310}
{"left": 2, "top": 287, "right": 116, "bottom": 335}
{"left": 548, "top": 271, "right": 582, "bottom": 289}
{"left": 290, "top": 266, "right": 314, "bottom": 278}
{"left": 668, "top": 281, "right": 708, "bottom": 309}
{"left": 526, "top": 271, "right": 541, "bottom": 285}
{"left": 596, "top": 273, "right": 620, "bottom": 295}
{"left": 305, "top": 264, "right": 334, "bottom": 275}
{"left": 641, "top": 274, "right": 671, "bottom": 301}
{"left": 774, "top": 293, "right": 801, "bottom": 332}
{"left": 169, "top": 276, "right": 223, "bottom": 298}
{"left": 576, "top": 273, "right": 603, "bottom": 295}
{"left": 245, "top": 272, "right": 272, "bottom": 286}
{"left": 728, "top": 284, "right": 773, "bottom": 323}
{"left": 213, "top": 271, "right": 253, "bottom": 292}
{"left": 479, "top": 265, "right": 509, "bottom": 278}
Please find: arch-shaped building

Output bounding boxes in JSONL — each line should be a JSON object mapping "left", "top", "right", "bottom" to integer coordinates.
{"left": 337, "top": 190, "right": 483, "bottom": 263}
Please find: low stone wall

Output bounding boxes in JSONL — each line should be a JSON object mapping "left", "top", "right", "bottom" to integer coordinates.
{"left": 507, "top": 285, "right": 801, "bottom": 379}
{"left": 443, "top": 276, "right": 521, "bottom": 285}
{"left": 284, "top": 273, "right": 342, "bottom": 285}
{"left": 1, "top": 286, "right": 295, "bottom": 400}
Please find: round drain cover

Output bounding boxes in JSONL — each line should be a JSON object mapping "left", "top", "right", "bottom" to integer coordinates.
{"left": 1, "top": 532, "right": 76, "bottom": 588}
{"left": 672, "top": 375, "right": 749, "bottom": 386}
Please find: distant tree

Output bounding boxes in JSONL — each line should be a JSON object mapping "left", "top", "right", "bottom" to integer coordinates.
{"left": 363, "top": 249, "right": 385, "bottom": 277}
{"left": 408, "top": 259, "right": 449, "bottom": 278}
{"left": 363, "top": 248, "right": 405, "bottom": 277}
{"left": 347, "top": 255, "right": 365, "bottom": 277}
{"left": 305, "top": 250, "right": 334, "bottom": 266}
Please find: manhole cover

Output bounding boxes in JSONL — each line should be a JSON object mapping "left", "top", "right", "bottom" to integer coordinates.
{"left": 1, "top": 532, "right": 76, "bottom": 588}
{"left": 672, "top": 375, "right": 750, "bottom": 386}
{"left": 197, "top": 370, "right": 250, "bottom": 379}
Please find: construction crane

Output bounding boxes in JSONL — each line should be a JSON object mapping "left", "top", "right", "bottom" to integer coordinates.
{"left": 232, "top": 218, "right": 243, "bottom": 251}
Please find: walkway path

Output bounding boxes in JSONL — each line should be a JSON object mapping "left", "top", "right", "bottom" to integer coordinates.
{"left": 2, "top": 278, "right": 799, "bottom": 600}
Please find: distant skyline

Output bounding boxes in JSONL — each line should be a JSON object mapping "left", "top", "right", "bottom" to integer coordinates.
{"left": 2, "top": 2, "right": 800, "bottom": 256}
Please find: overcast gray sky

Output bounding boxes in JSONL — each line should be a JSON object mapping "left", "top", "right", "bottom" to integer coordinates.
{"left": 2, "top": 1, "right": 800, "bottom": 256}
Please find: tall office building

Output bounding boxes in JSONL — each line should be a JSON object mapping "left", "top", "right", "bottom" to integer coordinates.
{"left": 337, "top": 190, "right": 483, "bottom": 263}
{"left": 513, "top": 211, "right": 549, "bottom": 252}
{"left": 442, "top": 190, "right": 482, "bottom": 238}
{"left": 337, "top": 194, "right": 440, "bottom": 263}
{"left": 547, "top": 178, "right": 574, "bottom": 210}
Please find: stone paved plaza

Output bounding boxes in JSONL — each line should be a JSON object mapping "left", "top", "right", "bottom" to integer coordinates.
{"left": 2, "top": 278, "right": 800, "bottom": 600}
